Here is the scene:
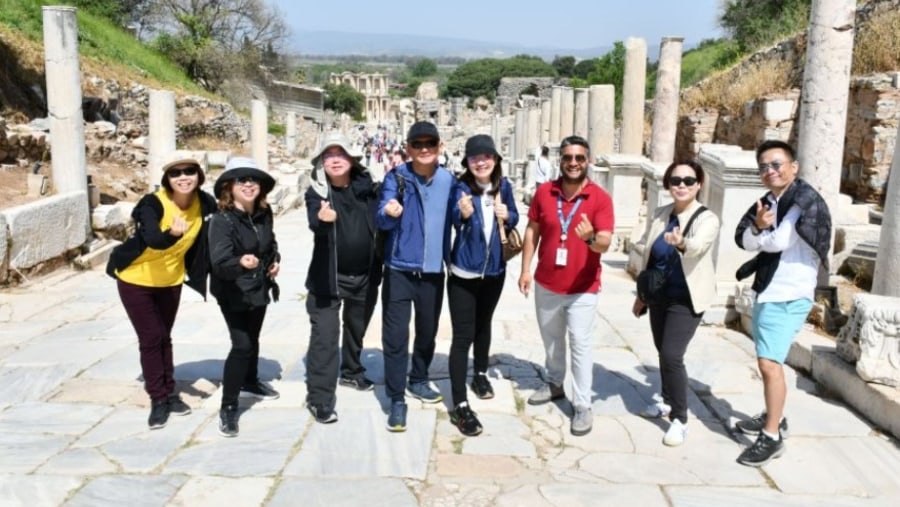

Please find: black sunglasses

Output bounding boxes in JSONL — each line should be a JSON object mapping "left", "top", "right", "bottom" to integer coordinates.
{"left": 669, "top": 176, "right": 698, "bottom": 187}
{"left": 410, "top": 139, "right": 439, "bottom": 150}
{"left": 561, "top": 154, "right": 587, "bottom": 163}
{"left": 167, "top": 166, "right": 199, "bottom": 178}
{"left": 235, "top": 176, "right": 260, "bottom": 185}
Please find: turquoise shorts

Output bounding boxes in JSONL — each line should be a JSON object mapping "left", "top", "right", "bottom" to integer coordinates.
{"left": 751, "top": 299, "right": 813, "bottom": 363}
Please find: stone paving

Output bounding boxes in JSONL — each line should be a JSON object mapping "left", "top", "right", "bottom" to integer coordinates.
{"left": 1, "top": 206, "right": 899, "bottom": 506}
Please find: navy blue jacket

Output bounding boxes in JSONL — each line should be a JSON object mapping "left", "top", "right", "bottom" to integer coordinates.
{"left": 449, "top": 177, "right": 519, "bottom": 277}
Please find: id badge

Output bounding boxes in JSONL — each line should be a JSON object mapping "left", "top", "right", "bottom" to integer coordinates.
{"left": 555, "top": 247, "right": 568, "bottom": 266}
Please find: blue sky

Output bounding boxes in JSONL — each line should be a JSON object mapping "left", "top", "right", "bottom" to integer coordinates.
{"left": 270, "top": 0, "right": 725, "bottom": 50}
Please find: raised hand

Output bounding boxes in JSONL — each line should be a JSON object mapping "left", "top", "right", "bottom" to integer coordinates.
{"left": 574, "top": 213, "right": 594, "bottom": 241}
{"left": 664, "top": 226, "right": 683, "bottom": 246}
{"left": 384, "top": 198, "right": 404, "bottom": 218}
{"left": 494, "top": 200, "right": 508, "bottom": 221}
{"left": 318, "top": 200, "right": 337, "bottom": 222}
{"left": 169, "top": 215, "right": 189, "bottom": 237}
{"left": 458, "top": 192, "right": 474, "bottom": 220}
{"left": 754, "top": 199, "right": 775, "bottom": 230}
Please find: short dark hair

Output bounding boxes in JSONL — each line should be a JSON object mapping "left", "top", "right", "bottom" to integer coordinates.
{"left": 662, "top": 160, "right": 705, "bottom": 190}
{"left": 559, "top": 135, "right": 590, "bottom": 155}
{"left": 756, "top": 140, "right": 795, "bottom": 162}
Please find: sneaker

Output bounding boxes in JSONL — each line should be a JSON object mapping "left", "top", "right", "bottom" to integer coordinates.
{"left": 338, "top": 376, "right": 375, "bottom": 392}
{"left": 240, "top": 381, "right": 280, "bottom": 400}
{"left": 571, "top": 406, "right": 593, "bottom": 436}
{"left": 470, "top": 374, "right": 494, "bottom": 400}
{"left": 386, "top": 401, "right": 408, "bottom": 432}
{"left": 307, "top": 403, "right": 338, "bottom": 424}
{"left": 406, "top": 382, "right": 443, "bottom": 403}
{"left": 663, "top": 419, "right": 688, "bottom": 446}
{"left": 218, "top": 405, "right": 239, "bottom": 437}
{"left": 737, "top": 432, "right": 785, "bottom": 467}
{"left": 450, "top": 402, "right": 483, "bottom": 436}
{"left": 148, "top": 399, "right": 170, "bottom": 430}
{"left": 735, "top": 412, "right": 789, "bottom": 439}
{"left": 640, "top": 401, "right": 671, "bottom": 419}
{"left": 527, "top": 383, "right": 565, "bottom": 406}
{"left": 167, "top": 394, "right": 192, "bottom": 416}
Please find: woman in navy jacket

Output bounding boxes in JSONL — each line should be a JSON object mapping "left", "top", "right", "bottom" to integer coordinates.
{"left": 447, "top": 134, "right": 519, "bottom": 436}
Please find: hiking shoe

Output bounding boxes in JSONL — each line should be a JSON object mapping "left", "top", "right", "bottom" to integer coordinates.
{"left": 470, "top": 373, "right": 494, "bottom": 400}
{"left": 571, "top": 406, "right": 593, "bottom": 436}
{"left": 386, "top": 401, "right": 408, "bottom": 432}
{"left": 218, "top": 404, "right": 239, "bottom": 437}
{"left": 240, "top": 381, "right": 280, "bottom": 400}
{"left": 450, "top": 402, "right": 483, "bottom": 436}
{"left": 307, "top": 403, "right": 338, "bottom": 424}
{"left": 737, "top": 432, "right": 785, "bottom": 467}
{"left": 406, "top": 382, "right": 442, "bottom": 403}
{"left": 735, "top": 412, "right": 789, "bottom": 439}
{"left": 167, "top": 394, "right": 192, "bottom": 416}
{"left": 148, "top": 399, "right": 170, "bottom": 430}
{"left": 338, "top": 376, "right": 375, "bottom": 392}
{"left": 663, "top": 419, "right": 688, "bottom": 447}
{"left": 640, "top": 401, "right": 671, "bottom": 419}
{"left": 527, "top": 383, "right": 565, "bottom": 406}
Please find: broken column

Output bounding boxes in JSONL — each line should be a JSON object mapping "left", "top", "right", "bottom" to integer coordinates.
{"left": 559, "top": 86, "right": 575, "bottom": 139}
{"left": 550, "top": 86, "right": 562, "bottom": 143}
{"left": 514, "top": 108, "right": 527, "bottom": 161}
{"left": 285, "top": 111, "right": 297, "bottom": 155}
{"left": 649, "top": 37, "right": 683, "bottom": 164}
{"left": 148, "top": 90, "right": 176, "bottom": 190}
{"left": 589, "top": 84, "right": 615, "bottom": 156}
{"left": 872, "top": 119, "right": 900, "bottom": 297}
{"left": 527, "top": 107, "right": 541, "bottom": 157}
{"left": 540, "top": 99, "right": 551, "bottom": 145}
{"left": 573, "top": 88, "right": 589, "bottom": 138}
{"left": 622, "top": 37, "right": 648, "bottom": 155}
{"left": 251, "top": 99, "right": 269, "bottom": 172}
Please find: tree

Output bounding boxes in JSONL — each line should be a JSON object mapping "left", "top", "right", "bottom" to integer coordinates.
{"left": 408, "top": 58, "right": 438, "bottom": 78}
{"left": 719, "top": 0, "right": 811, "bottom": 52}
{"left": 577, "top": 42, "right": 626, "bottom": 117}
{"left": 573, "top": 58, "right": 599, "bottom": 79}
{"left": 323, "top": 83, "right": 365, "bottom": 120}
{"left": 552, "top": 56, "right": 576, "bottom": 77}
{"left": 446, "top": 55, "right": 556, "bottom": 101}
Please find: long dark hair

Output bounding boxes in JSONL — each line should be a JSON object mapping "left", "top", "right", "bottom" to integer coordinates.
{"left": 459, "top": 156, "right": 502, "bottom": 196}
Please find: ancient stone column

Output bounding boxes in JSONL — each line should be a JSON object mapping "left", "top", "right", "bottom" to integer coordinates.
{"left": 589, "top": 84, "right": 615, "bottom": 155}
{"left": 491, "top": 114, "right": 500, "bottom": 145}
{"left": 796, "top": 0, "right": 855, "bottom": 274}
{"left": 622, "top": 37, "right": 648, "bottom": 155}
{"left": 251, "top": 99, "right": 269, "bottom": 172}
{"left": 285, "top": 111, "right": 297, "bottom": 155}
{"left": 527, "top": 108, "right": 541, "bottom": 157}
{"left": 872, "top": 120, "right": 900, "bottom": 296}
{"left": 148, "top": 89, "right": 176, "bottom": 190}
{"left": 649, "top": 37, "right": 684, "bottom": 164}
{"left": 514, "top": 108, "right": 527, "bottom": 161}
{"left": 550, "top": 86, "right": 562, "bottom": 143}
{"left": 42, "top": 6, "right": 87, "bottom": 196}
{"left": 540, "top": 99, "right": 551, "bottom": 145}
{"left": 560, "top": 87, "right": 575, "bottom": 139}
{"left": 574, "top": 88, "right": 589, "bottom": 138}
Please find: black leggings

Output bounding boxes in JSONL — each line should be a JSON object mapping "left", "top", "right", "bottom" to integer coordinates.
{"left": 220, "top": 306, "right": 267, "bottom": 407}
{"left": 648, "top": 300, "right": 701, "bottom": 424}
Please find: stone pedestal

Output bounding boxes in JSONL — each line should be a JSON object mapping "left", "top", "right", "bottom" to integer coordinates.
{"left": 550, "top": 87, "right": 562, "bottom": 143}
{"left": 573, "top": 88, "right": 589, "bottom": 138}
{"left": 598, "top": 154, "right": 649, "bottom": 241}
{"left": 649, "top": 37, "right": 684, "bottom": 164}
{"left": 588, "top": 85, "right": 615, "bottom": 155}
{"left": 837, "top": 293, "right": 900, "bottom": 387}
{"left": 251, "top": 99, "right": 269, "bottom": 172}
{"left": 622, "top": 37, "right": 648, "bottom": 155}
{"left": 148, "top": 89, "right": 176, "bottom": 190}
{"left": 559, "top": 87, "right": 574, "bottom": 139}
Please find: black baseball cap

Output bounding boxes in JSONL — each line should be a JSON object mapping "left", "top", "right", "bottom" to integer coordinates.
{"left": 406, "top": 121, "right": 440, "bottom": 141}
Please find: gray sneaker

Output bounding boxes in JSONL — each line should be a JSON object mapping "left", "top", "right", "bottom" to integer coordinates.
{"left": 571, "top": 406, "right": 593, "bottom": 436}
{"left": 527, "top": 383, "right": 565, "bottom": 406}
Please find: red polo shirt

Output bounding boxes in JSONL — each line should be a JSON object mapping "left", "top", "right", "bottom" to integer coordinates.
{"left": 528, "top": 179, "right": 615, "bottom": 294}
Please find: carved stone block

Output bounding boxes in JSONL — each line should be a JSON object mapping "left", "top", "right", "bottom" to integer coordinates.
{"left": 837, "top": 293, "right": 900, "bottom": 388}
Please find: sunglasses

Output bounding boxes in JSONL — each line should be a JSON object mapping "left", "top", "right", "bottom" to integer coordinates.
{"left": 561, "top": 154, "right": 587, "bottom": 163}
{"left": 167, "top": 166, "right": 199, "bottom": 178}
{"left": 758, "top": 160, "right": 786, "bottom": 174}
{"left": 235, "top": 176, "right": 260, "bottom": 185}
{"left": 410, "top": 139, "right": 439, "bottom": 150}
{"left": 322, "top": 151, "right": 349, "bottom": 161}
{"left": 669, "top": 176, "right": 698, "bottom": 187}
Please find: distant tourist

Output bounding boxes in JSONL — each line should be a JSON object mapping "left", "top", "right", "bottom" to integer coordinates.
{"left": 106, "top": 153, "right": 217, "bottom": 430}
{"left": 534, "top": 145, "right": 553, "bottom": 187}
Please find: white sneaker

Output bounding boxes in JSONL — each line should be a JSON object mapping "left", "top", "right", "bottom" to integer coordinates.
{"left": 640, "top": 401, "right": 671, "bottom": 419}
{"left": 663, "top": 419, "right": 688, "bottom": 446}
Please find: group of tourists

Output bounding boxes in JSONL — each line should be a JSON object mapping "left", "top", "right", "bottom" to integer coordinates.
{"left": 107, "top": 115, "right": 830, "bottom": 468}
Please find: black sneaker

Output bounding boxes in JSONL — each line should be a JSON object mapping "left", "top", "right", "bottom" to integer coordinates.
{"left": 470, "top": 374, "right": 494, "bottom": 400}
{"left": 450, "top": 403, "right": 483, "bottom": 436}
{"left": 735, "top": 412, "right": 789, "bottom": 439}
{"left": 240, "top": 381, "right": 280, "bottom": 400}
{"left": 218, "top": 405, "right": 239, "bottom": 437}
{"left": 338, "top": 376, "right": 375, "bottom": 392}
{"left": 737, "top": 432, "right": 785, "bottom": 467}
{"left": 148, "top": 399, "right": 169, "bottom": 430}
{"left": 167, "top": 394, "right": 192, "bottom": 416}
{"left": 307, "top": 403, "right": 338, "bottom": 424}
{"left": 386, "top": 401, "right": 408, "bottom": 432}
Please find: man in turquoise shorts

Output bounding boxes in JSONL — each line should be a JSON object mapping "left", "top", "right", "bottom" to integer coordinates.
{"left": 733, "top": 140, "right": 832, "bottom": 467}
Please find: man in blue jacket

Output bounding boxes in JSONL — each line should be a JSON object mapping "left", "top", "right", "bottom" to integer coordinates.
{"left": 376, "top": 121, "right": 455, "bottom": 432}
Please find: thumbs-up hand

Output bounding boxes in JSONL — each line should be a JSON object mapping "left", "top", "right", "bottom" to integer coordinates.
{"left": 318, "top": 200, "right": 337, "bottom": 222}
{"left": 458, "top": 192, "right": 474, "bottom": 220}
{"left": 574, "top": 213, "right": 594, "bottom": 241}
{"left": 494, "top": 199, "right": 509, "bottom": 221}
{"left": 664, "top": 226, "right": 683, "bottom": 247}
{"left": 754, "top": 199, "right": 775, "bottom": 230}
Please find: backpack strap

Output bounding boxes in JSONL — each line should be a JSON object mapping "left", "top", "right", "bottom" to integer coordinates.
{"left": 682, "top": 206, "right": 707, "bottom": 238}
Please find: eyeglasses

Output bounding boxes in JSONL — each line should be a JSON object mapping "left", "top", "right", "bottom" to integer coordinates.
{"left": 561, "top": 154, "right": 587, "bottom": 164}
{"left": 410, "top": 139, "right": 439, "bottom": 150}
{"left": 167, "top": 166, "right": 199, "bottom": 178}
{"left": 758, "top": 160, "right": 786, "bottom": 174}
{"left": 235, "top": 176, "right": 260, "bottom": 185}
{"left": 669, "top": 176, "right": 698, "bottom": 187}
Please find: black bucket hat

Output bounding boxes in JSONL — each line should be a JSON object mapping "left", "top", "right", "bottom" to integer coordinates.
{"left": 214, "top": 156, "right": 276, "bottom": 197}
{"left": 461, "top": 134, "right": 502, "bottom": 168}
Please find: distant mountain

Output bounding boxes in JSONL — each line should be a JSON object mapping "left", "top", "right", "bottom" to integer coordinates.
{"left": 291, "top": 30, "right": 635, "bottom": 61}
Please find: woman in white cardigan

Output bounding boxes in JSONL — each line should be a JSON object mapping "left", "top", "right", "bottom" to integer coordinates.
{"left": 633, "top": 160, "right": 721, "bottom": 447}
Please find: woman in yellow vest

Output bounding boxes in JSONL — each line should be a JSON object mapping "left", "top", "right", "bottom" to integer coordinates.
{"left": 107, "top": 154, "right": 218, "bottom": 430}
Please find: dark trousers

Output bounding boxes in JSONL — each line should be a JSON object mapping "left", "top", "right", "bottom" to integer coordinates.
{"left": 305, "top": 273, "right": 378, "bottom": 410}
{"left": 382, "top": 268, "right": 444, "bottom": 402}
{"left": 220, "top": 305, "right": 267, "bottom": 407}
{"left": 648, "top": 300, "right": 702, "bottom": 424}
{"left": 447, "top": 274, "right": 504, "bottom": 406}
{"left": 117, "top": 280, "right": 182, "bottom": 402}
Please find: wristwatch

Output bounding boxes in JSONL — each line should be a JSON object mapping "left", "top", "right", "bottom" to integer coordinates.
{"left": 584, "top": 236, "right": 595, "bottom": 246}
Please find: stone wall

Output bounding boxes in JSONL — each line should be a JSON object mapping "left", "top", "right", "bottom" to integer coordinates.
{"left": 497, "top": 78, "right": 558, "bottom": 101}
{"left": 0, "top": 120, "right": 49, "bottom": 164}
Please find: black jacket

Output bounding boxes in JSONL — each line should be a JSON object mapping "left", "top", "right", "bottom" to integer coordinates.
{"left": 208, "top": 206, "right": 280, "bottom": 310}
{"left": 735, "top": 177, "right": 832, "bottom": 294}
{"left": 106, "top": 190, "right": 218, "bottom": 298}
{"left": 304, "top": 165, "right": 381, "bottom": 297}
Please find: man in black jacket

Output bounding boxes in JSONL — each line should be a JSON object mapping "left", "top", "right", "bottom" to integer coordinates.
{"left": 303, "top": 132, "right": 382, "bottom": 424}
{"left": 733, "top": 140, "right": 832, "bottom": 467}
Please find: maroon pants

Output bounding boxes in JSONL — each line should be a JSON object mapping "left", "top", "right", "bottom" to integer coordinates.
{"left": 117, "top": 279, "right": 182, "bottom": 402}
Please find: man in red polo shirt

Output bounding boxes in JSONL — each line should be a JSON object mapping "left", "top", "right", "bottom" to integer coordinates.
{"left": 518, "top": 135, "right": 614, "bottom": 436}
